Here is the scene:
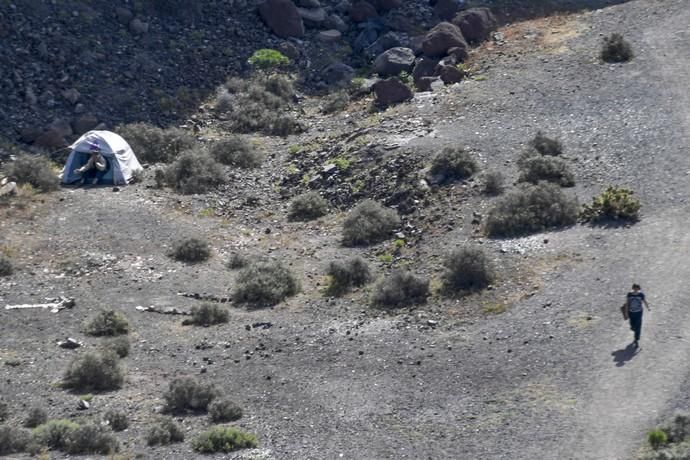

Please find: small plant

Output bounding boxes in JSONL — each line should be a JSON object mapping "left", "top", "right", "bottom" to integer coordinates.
{"left": 103, "top": 335, "right": 131, "bottom": 358}
{"left": 164, "top": 149, "right": 226, "bottom": 194}
{"left": 146, "top": 417, "right": 184, "bottom": 446}
{"left": 263, "top": 74, "right": 295, "bottom": 101}
{"left": 442, "top": 247, "right": 495, "bottom": 293}
{"left": 226, "top": 252, "right": 252, "bottom": 270}
{"left": 430, "top": 147, "right": 478, "bottom": 183}
{"left": 24, "top": 407, "right": 48, "bottom": 428}
{"left": 485, "top": 182, "right": 578, "bottom": 237}
{"left": 210, "top": 136, "right": 263, "bottom": 169}
{"left": 601, "top": 33, "right": 633, "bottom": 63}
{"left": 169, "top": 237, "right": 212, "bottom": 263}
{"left": 529, "top": 131, "right": 563, "bottom": 156}
{"left": 63, "top": 351, "right": 124, "bottom": 392}
{"left": 104, "top": 409, "right": 128, "bottom": 432}
{"left": 322, "top": 91, "right": 350, "bottom": 114}
{"left": 0, "top": 425, "right": 31, "bottom": 455}
{"left": 288, "top": 192, "right": 329, "bottom": 221}
{"left": 326, "top": 257, "right": 372, "bottom": 296}
{"left": 189, "top": 303, "right": 229, "bottom": 326}
{"left": 64, "top": 423, "right": 119, "bottom": 454}
{"left": 648, "top": 428, "right": 668, "bottom": 450}
{"left": 0, "top": 401, "right": 7, "bottom": 421}
{"left": 371, "top": 271, "right": 429, "bottom": 308}
{"left": 579, "top": 186, "right": 641, "bottom": 223}
{"left": 31, "top": 419, "right": 80, "bottom": 450}
{"left": 3, "top": 155, "right": 58, "bottom": 192}
{"left": 163, "top": 376, "right": 219, "bottom": 414}
{"left": 116, "top": 123, "right": 195, "bottom": 164}
{"left": 0, "top": 255, "right": 11, "bottom": 277}
{"left": 342, "top": 200, "right": 400, "bottom": 247}
{"left": 234, "top": 260, "right": 299, "bottom": 308}
{"left": 483, "top": 171, "right": 504, "bottom": 195}
{"left": 208, "top": 398, "right": 243, "bottom": 423}
{"left": 248, "top": 48, "right": 290, "bottom": 70}
{"left": 518, "top": 155, "right": 575, "bottom": 187}
{"left": 85, "top": 309, "right": 129, "bottom": 336}
{"left": 661, "top": 411, "right": 690, "bottom": 443}
{"left": 193, "top": 426, "right": 257, "bottom": 453}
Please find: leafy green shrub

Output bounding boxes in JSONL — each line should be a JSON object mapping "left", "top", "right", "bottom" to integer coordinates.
{"left": 209, "top": 398, "right": 243, "bottom": 423}
{"left": 483, "top": 171, "right": 505, "bottom": 195}
{"left": 0, "top": 425, "right": 31, "bottom": 455}
{"left": 164, "top": 150, "right": 226, "bottom": 194}
{"left": 63, "top": 351, "right": 124, "bottom": 392}
{"left": 103, "top": 335, "right": 130, "bottom": 358}
{"left": 442, "top": 247, "right": 495, "bottom": 292}
{"left": 342, "top": 200, "right": 400, "bottom": 247}
{"left": 248, "top": 49, "right": 290, "bottom": 70}
{"left": 601, "top": 33, "right": 633, "bottom": 63}
{"left": 430, "top": 147, "right": 478, "bottom": 183}
{"left": 189, "top": 303, "right": 229, "bottom": 326}
{"left": 164, "top": 376, "right": 219, "bottom": 414}
{"left": 210, "top": 136, "right": 263, "bottom": 169}
{"left": 289, "top": 192, "right": 329, "bottom": 221}
{"left": 146, "top": 417, "right": 184, "bottom": 446}
{"left": 529, "top": 131, "right": 563, "bottom": 156}
{"left": 169, "top": 237, "right": 212, "bottom": 263}
{"left": 648, "top": 428, "right": 668, "bottom": 450}
{"left": 117, "top": 123, "right": 196, "bottom": 164}
{"left": 0, "top": 255, "right": 12, "bottom": 277}
{"left": 64, "top": 423, "right": 118, "bottom": 454}
{"left": 326, "top": 257, "right": 372, "bottom": 296}
{"left": 104, "top": 409, "right": 128, "bottom": 432}
{"left": 3, "top": 155, "right": 58, "bottom": 192}
{"left": 579, "top": 186, "right": 641, "bottom": 223}
{"left": 371, "top": 271, "right": 429, "bottom": 308}
{"left": 518, "top": 155, "right": 575, "bottom": 187}
{"left": 85, "top": 309, "right": 129, "bottom": 336}
{"left": 23, "top": 407, "right": 47, "bottom": 428}
{"left": 485, "top": 182, "right": 578, "bottom": 237}
{"left": 31, "top": 419, "right": 79, "bottom": 450}
{"left": 193, "top": 426, "right": 257, "bottom": 453}
{"left": 234, "top": 260, "right": 299, "bottom": 308}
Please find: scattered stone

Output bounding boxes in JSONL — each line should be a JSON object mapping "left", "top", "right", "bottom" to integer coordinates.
{"left": 72, "top": 114, "right": 99, "bottom": 135}
{"left": 318, "top": 30, "right": 342, "bottom": 42}
{"left": 58, "top": 338, "right": 82, "bottom": 349}
{"left": 438, "top": 64, "right": 464, "bottom": 84}
{"left": 115, "top": 7, "right": 133, "bottom": 25}
{"left": 136, "top": 305, "right": 191, "bottom": 316}
{"left": 61, "top": 88, "right": 80, "bottom": 105}
{"left": 324, "top": 14, "right": 348, "bottom": 32}
{"left": 372, "top": 47, "right": 415, "bottom": 77}
{"left": 349, "top": 1, "right": 378, "bottom": 22}
{"left": 321, "top": 62, "right": 355, "bottom": 86}
{"left": 373, "top": 77, "right": 413, "bottom": 106}
{"left": 422, "top": 22, "right": 468, "bottom": 58}
{"left": 298, "top": 7, "right": 327, "bottom": 27}
{"left": 5, "top": 297, "right": 75, "bottom": 313}
{"left": 259, "top": 0, "right": 305, "bottom": 38}
{"left": 78, "top": 399, "right": 90, "bottom": 410}
{"left": 128, "top": 18, "right": 149, "bottom": 35}
{"left": 452, "top": 7, "right": 497, "bottom": 44}
{"left": 434, "top": 0, "right": 465, "bottom": 20}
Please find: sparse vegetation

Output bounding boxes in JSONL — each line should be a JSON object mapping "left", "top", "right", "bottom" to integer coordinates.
{"left": 342, "top": 200, "right": 400, "bottom": 247}
{"left": 0, "top": 425, "right": 30, "bottom": 455}
{"left": 3, "top": 155, "right": 58, "bottom": 192}
{"left": 518, "top": 155, "right": 575, "bottom": 187}
{"left": 193, "top": 426, "right": 257, "bottom": 453}
{"left": 601, "top": 33, "right": 633, "bottom": 63}
{"left": 163, "top": 376, "right": 219, "bottom": 414}
{"left": 248, "top": 48, "right": 290, "bottom": 70}
{"left": 0, "top": 255, "right": 11, "bottom": 276}
{"left": 529, "top": 131, "right": 563, "bottom": 156}
{"left": 430, "top": 147, "right": 478, "bottom": 183}
{"left": 103, "top": 335, "right": 131, "bottom": 358}
{"left": 322, "top": 91, "right": 350, "bottom": 114}
{"left": 226, "top": 251, "right": 252, "bottom": 270}
{"left": 116, "top": 123, "right": 195, "bottom": 164}
{"left": 164, "top": 149, "right": 226, "bottom": 194}
{"left": 326, "top": 257, "right": 372, "bottom": 296}
{"left": 169, "top": 237, "right": 212, "bottom": 263}
{"left": 63, "top": 350, "right": 124, "bottom": 392}
{"left": 580, "top": 186, "right": 641, "bottom": 223}
{"left": 371, "top": 271, "right": 429, "bottom": 308}
{"left": 234, "top": 260, "right": 299, "bottom": 307}
{"left": 442, "top": 247, "right": 495, "bottom": 293}
{"left": 189, "top": 303, "right": 229, "bottom": 326}
{"left": 485, "top": 182, "right": 578, "bottom": 237}
{"left": 63, "top": 423, "right": 119, "bottom": 454}
{"left": 31, "top": 419, "right": 80, "bottom": 451}
{"left": 641, "top": 412, "right": 690, "bottom": 459}
{"left": 23, "top": 407, "right": 47, "bottom": 429}
{"left": 146, "top": 417, "right": 184, "bottom": 446}
{"left": 483, "top": 171, "right": 505, "bottom": 195}
{"left": 104, "top": 409, "right": 128, "bottom": 432}
{"left": 288, "top": 192, "right": 329, "bottom": 221}
{"left": 648, "top": 428, "right": 668, "bottom": 450}
{"left": 210, "top": 136, "right": 263, "bottom": 169}
{"left": 0, "top": 401, "right": 8, "bottom": 422}
{"left": 85, "top": 309, "right": 129, "bottom": 336}
{"left": 209, "top": 398, "right": 243, "bottom": 423}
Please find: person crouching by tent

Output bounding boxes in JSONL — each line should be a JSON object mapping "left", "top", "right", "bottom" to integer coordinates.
{"left": 73, "top": 143, "right": 108, "bottom": 185}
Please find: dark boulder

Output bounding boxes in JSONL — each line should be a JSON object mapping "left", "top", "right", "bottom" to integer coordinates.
{"left": 422, "top": 22, "right": 467, "bottom": 58}
{"left": 373, "top": 78, "right": 413, "bottom": 106}
{"left": 452, "top": 7, "right": 496, "bottom": 44}
{"left": 372, "top": 47, "right": 415, "bottom": 77}
{"left": 349, "top": 1, "right": 378, "bottom": 22}
{"left": 258, "top": 0, "right": 305, "bottom": 38}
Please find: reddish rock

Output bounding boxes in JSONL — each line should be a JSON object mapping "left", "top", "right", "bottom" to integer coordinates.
{"left": 422, "top": 22, "right": 468, "bottom": 58}
{"left": 373, "top": 77, "right": 413, "bottom": 106}
{"left": 452, "top": 7, "right": 497, "bottom": 43}
{"left": 259, "top": 0, "right": 305, "bottom": 38}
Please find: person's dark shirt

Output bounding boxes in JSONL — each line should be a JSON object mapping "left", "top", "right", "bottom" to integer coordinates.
{"left": 627, "top": 291, "right": 645, "bottom": 313}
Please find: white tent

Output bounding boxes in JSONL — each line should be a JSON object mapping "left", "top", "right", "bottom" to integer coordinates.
{"left": 62, "top": 130, "right": 143, "bottom": 185}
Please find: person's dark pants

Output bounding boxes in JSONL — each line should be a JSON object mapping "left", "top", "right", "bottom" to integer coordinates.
{"left": 81, "top": 167, "right": 107, "bottom": 184}
{"left": 629, "top": 311, "right": 643, "bottom": 342}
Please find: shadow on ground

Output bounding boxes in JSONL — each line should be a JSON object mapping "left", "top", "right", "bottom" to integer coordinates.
{"left": 612, "top": 343, "right": 640, "bottom": 367}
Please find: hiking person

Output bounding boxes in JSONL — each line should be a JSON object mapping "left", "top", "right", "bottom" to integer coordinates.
{"left": 624, "top": 283, "right": 650, "bottom": 348}
{"left": 73, "top": 143, "right": 107, "bottom": 184}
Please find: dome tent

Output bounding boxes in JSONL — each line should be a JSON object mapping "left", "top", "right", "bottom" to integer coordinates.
{"left": 62, "top": 130, "right": 143, "bottom": 185}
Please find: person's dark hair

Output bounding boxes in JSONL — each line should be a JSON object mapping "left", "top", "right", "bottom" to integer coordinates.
{"left": 632, "top": 283, "right": 641, "bottom": 290}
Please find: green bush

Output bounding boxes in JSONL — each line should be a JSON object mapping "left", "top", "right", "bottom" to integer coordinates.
{"left": 23, "top": 407, "right": 47, "bottom": 428}
{"left": 31, "top": 419, "right": 79, "bottom": 450}
{"left": 601, "top": 33, "right": 633, "bottom": 63}
{"left": 169, "top": 237, "right": 212, "bottom": 263}
{"left": 234, "top": 260, "right": 299, "bottom": 308}
{"left": 0, "top": 255, "right": 12, "bottom": 277}
{"left": 442, "top": 247, "right": 495, "bottom": 292}
{"left": 164, "top": 376, "right": 219, "bottom": 414}
{"left": 193, "top": 426, "right": 257, "bottom": 453}
{"left": 210, "top": 136, "right": 263, "bottom": 169}
{"left": 485, "top": 182, "right": 578, "bottom": 237}
{"left": 371, "top": 271, "right": 429, "bottom": 308}
{"left": 64, "top": 423, "right": 119, "bottom": 454}
{"left": 483, "top": 171, "right": 505, "bottom": 195}
{"left": 529, "top": 131, "right": 563, "bottom": 156}
{"left": 117, "top": 123, "right": 196, "bottom": 164}
{"left": 0, "top": 425, "right": 31, "bottom": 455}
{"left": 146, "top": 417, "right": 184, "bottom": 446}
{"left": 430, "top": 147, "right": 478, "bottom": 183}
{"left": 63, "top": 351, "right": 124, "bottom": 392}
{"left": 209, "top": 398, "right": 243, "bottom": 423}
{"left": 518, "top": 155, "right": 575, "bottom": 187}
{"left": 648, "top": 428, "right": 668, "bottom": 450}
{"left": 164, "top": 149, "right": 226, "bottom": 194}
{"left": 189, "top": 303, "right": 229, "bottom": 326}
{"left": 103, "top": 335, "right": 131, "bottom": 358}
{"left": 85, "top": 309, "right": 130, "bottom": 336}
{"left": 3, "top": 155, "right": 58, "bottom": 192}
{"left": 248, "top": 49, "right": 290, "bottom": 69}
{"left": 326, "top": 257, "right": 372, "bottom": 296}
{"left": 289, "top": 192, "right": 329, "bottom": 221}
{"left": 104, "top": 409, "right": 128, "bottom": 432}
{"left": 342, "top": 200, "right": 400, "bottom": 247}
{"left": 579, "top": 186, "right": 641, "bottom": 223}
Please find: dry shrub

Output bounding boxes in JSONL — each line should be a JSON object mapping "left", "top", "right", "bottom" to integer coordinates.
{"left": 518, "top": 155, "right": 575, "bottom": 187}
{"left": 193, "top": 426, "right": 257, "bottom": 453}
{"left": 0, "top": 255, "right": 12, "bottom": 277}
{"left": 3, "top": 155, "right": 58, "bottom": 192}
{"left": 117, "top": 123, "right": 195, "bottom": 164}
{"left": 483, "top": 171, "right": 505, "bottom": 195}
{"left": 342, "top": 200, "right": 400, "bottom": 247}
{"left": 85, "top": 309, "right": 129, "bottom": 337}
{"left": 163, "top": 376, "right": 219, "bottom": 414}
{"left": 23, "top": 407, "right": 47, "bottom": 429}
{"left": 442, "top": 246, "right": 495, "bottom": 292}
{"left": 601, "top": 33, "right": 633, "bottom": 63}
{"left": 579, "top": 186, "right": 641, "bottom": 223}
{"left": 288, "top": 192, "right": 329, "bottom": 221}
{"left": 146, "top": 417, "right": 184, "bottom": 446}
{"left": 189, "top": 303, "right": 229, "bottom": 326}
{"left": 326, "top": 257, "right": 372, "bottom": 296}
{"left": 210, "top": 136, "right": 263, "bottom": 169}
{"left": 104, "top": 409, "right": 128, "bottom": 432}
{"left": 234, "top": 260, "right": 299, "bottom": 308}
{"left": 371, "top": 271, "right": 429, "bottom": 308}
{"left": 169, "top": 237, "right": 211, "bottom": 263}
{"left": 63, "top": 351, "right": 124, "bottom": 392}
{"left": 209, "top": 398, "right": 243, "bottom": 423}
{"left": 164, "top": 149, "right": 225, "bottom": 194}
{"left": 430, "top": 147, "right": 478, "bottom": 184}
{"left": 103, "top": 335, "right": 130, "bottom": 358}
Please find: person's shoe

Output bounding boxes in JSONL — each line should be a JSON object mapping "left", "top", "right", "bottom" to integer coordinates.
{"left": 633, "top": 340, "right": 639, "bottom": 348}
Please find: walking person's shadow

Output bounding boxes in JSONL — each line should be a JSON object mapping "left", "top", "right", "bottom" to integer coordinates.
{"left": 612, "top": 343, "right": 640, "bottom": 367}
